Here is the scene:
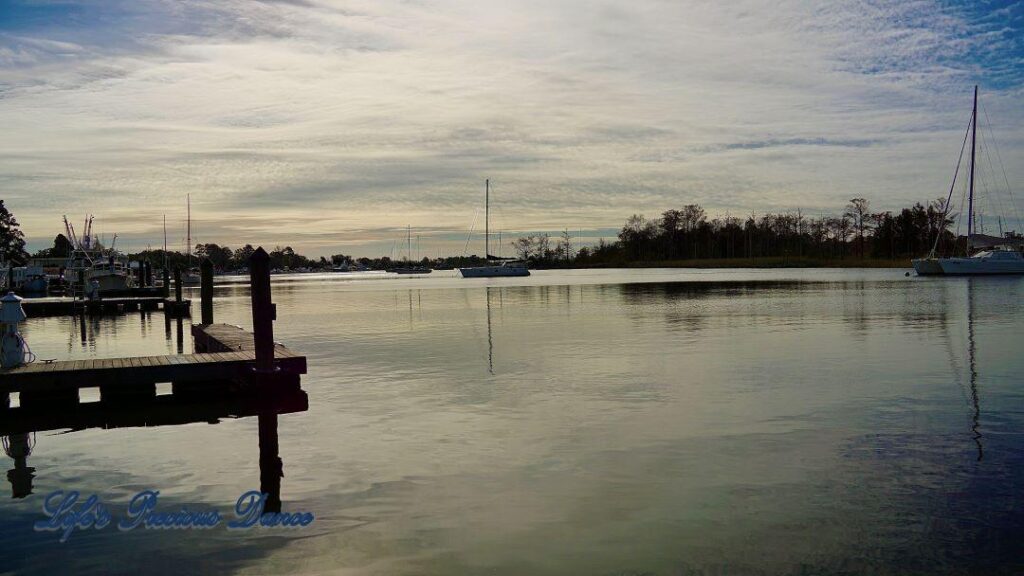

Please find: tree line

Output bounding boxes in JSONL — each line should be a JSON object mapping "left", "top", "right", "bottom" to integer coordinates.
{"left": 511, "top": 198, "right": 1018, "bottom": 267}
{"left": 4, "top": 197, "right": 1018, "bottom": 270}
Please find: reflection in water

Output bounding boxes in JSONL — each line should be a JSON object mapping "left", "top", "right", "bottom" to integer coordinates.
{"left": 259, "top": 413, "right": 283, "bottom": 514}
{"left": 5, "top": 270, "right": 1023, "bottom": 574}
{"left": 162, "top": 314, "right": 186, "bottom": 354}
{"left": 967, "top": 279, "right": 983, "bottom": 461}
{"left": 1, "top": 391, "right": 306, "bottom": 510}
{"left": 3, "top": 433, "right": 36, "bottom": 499}
{"left": 486, "top": 287, "right": 494, "bottom": 375}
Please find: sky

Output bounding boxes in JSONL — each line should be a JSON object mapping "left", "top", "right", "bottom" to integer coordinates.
{"left": 1, "top": 0, "right": 1023, "bottom": 258}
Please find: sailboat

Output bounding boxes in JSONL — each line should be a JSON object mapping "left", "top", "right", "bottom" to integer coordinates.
{"left": 182, "top": 195, "right": 201, "bottom": 285}
{"left": 913, "top": 86, "right": 1024, "bottom": 275}
{"left": 392, "top": 225, "right": 431, "bottom": 274}
{"left": 459, "top": 180, "right": 530, "bottom": 278}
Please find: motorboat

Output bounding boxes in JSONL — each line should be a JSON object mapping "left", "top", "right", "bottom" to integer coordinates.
{"left": 11, "top": 266, "right": 49, "bottom": 294}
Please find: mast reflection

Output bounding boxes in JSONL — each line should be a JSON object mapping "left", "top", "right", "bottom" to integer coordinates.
{"left": 486, "top": 287, "right": 494, "bottom": 375}
{"left": 967, "top": 278, "right": 983, "bottom": 462}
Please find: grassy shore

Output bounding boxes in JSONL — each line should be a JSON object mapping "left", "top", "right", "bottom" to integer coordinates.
{"left": 561, "top": 257, "right": 913, "bottom": 269}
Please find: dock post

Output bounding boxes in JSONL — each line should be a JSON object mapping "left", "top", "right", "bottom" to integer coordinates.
{"left": 250, "top": 247, "right": 283, "bottom": 514}
{"left": 144, "top": 260, "right": 153, "bottom": 288}
{"left": 162, "top": 268, "right": 170, "bottom": 298}
{"left": 200, "top": 258, "right": 214, "bottom": 325}
{"left": 250, "top": 247, "right": 275, "bottom": 373}
{"left": 174, "top": 267, "right": 183, "bottom": 303}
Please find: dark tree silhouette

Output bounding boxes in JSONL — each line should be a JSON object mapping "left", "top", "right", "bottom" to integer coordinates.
{"left": 0, "top": 200, "right": 28, "bottom": 263}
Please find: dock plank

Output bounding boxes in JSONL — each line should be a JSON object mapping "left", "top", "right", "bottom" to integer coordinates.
{"left": 0, "top": 352, "right": 306, "bottom": 393}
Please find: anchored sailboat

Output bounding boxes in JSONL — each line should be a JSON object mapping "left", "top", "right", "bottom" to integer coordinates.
{"left": 182, "top": 195, "right": 202, "bottom": 285}
{"left": 913, "top": 86, "right": 1024, "bottom": 275}
{"left": 459, "top": 180, "right": 530, "bottom": 278}
{"left": 392, "top": 225, "right": 431, "bottom": 274}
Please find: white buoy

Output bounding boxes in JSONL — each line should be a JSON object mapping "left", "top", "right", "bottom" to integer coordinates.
{"left": 0, "top": 291, "right": 27, "bottom": 369}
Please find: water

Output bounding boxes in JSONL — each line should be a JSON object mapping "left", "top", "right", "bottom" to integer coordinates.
{"left": 2, "top": 268, "right": 1023, "bottom": 575}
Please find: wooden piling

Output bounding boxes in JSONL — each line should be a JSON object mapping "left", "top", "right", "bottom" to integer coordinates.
{"left": 144, "top": 260, "right": 153, "bottom": 288}
{"left": 162, "top": 268, "right": 170, "bottom": 298}
{"left": 174, "top": 267, "right": 183, "bottom": 303}
{"left": 200, "top": 258, "right": 214, "bottom": 325}
{"left": 249, "top": 247, "right": 275, "bottom": 373}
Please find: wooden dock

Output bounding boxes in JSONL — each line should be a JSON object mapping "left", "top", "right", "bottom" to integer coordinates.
{"left": 0, "top": 387, "right": 308, "bottom": 436}
{"left": 20, "top": 296, "right": 191, "bottom": 317}
{"left": 1, "top": 253, "right": 303, "bottom": 505}
{"left": 1, "top": 249, "right": 304, "bottom": 411}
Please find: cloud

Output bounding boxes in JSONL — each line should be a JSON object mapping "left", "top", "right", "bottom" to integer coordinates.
{"left": 1, "top": 0, "right": 1022, "bottom": 256}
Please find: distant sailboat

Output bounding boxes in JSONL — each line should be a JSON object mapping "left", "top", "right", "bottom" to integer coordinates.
{"left": 392, "top": 225, "right": 431, "bottom": 274}
{"left": 182, "top": 194, "right": 201, "bottom": 285}
{"left": 459, "top": 180, "right": 530, "bottom": 278}
{"left": 913, "top": 86, "right": 1024, "bottom": 275}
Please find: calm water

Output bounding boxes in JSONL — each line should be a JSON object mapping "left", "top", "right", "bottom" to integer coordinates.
{"left": 1, "top": 268, "right": 1022, "bottom": 575}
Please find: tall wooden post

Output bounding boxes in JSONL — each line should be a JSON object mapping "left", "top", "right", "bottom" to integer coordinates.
{"left": 162, "top": 268, "right": 170, "bottom": 298}
{"left": 174, "top": 267, "right": 183, "bottom": 303}
{"left": 144, "top": 260, "right": 153, "bottom": 288}
{"left": 200, "top": 258, "right": 214, "bottom": 325}
{"left": 249, "top": 247, "right": 275, "bottom": 373}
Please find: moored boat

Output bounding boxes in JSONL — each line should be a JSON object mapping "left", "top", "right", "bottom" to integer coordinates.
{"left": 458, "top": 180, "right": 531, "bottom": 278}
{"left": 912, "top": 86, "right": 1024, "bottom": 276}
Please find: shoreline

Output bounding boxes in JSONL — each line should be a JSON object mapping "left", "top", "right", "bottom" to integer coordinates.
{"left": 538, "top": 257, "right": 913, "bottom": 270}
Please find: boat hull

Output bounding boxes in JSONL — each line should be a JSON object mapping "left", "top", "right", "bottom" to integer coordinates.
{"left": 20, "top": 277, "right": 49, "bottom": 294}
{"left": 911, "top": 258, "right": 944, "bottom": 276}
{"left": 87, "top": 271, "right": 131, "bottom": 291}
{"left": 458, "top": 266, "right": 530, "bottom": 278}
{"left": 913, "top": 256, "right": 1024, "bottom": 275}
{"left": 938, "top": 257, "right": 1024, "bottom": 275}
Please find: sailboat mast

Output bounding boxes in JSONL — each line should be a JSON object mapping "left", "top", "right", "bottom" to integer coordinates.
{"left": 163, "top": 214, "right": 168, "bottom": 270}
{"left": 407, "top": 225, "right": 412, "bottom": 263}
{"left": 968, "top": 85, "right": 977, "bottom": 239}
{"left": 485, "top": 179, "right": 489, "bottom": 258}
{"left": 187, "top": 194, "right": 192, "bottom": 265}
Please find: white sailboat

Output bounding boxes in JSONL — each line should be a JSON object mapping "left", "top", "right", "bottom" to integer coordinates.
{"left": 459, "top": 180, "right": 530, "bottom": 278}
{"left": 913, "top": 86, "right": 1024, "bottom": 276}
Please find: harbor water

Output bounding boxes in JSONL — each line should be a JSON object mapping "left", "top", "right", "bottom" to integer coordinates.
{"left": 1, "top": 268, "right": 1022, "bottom": 575}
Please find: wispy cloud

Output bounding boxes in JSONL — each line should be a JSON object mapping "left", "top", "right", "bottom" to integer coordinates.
{"left": 1, "top": 0, "right": 1022, "bottom": 256}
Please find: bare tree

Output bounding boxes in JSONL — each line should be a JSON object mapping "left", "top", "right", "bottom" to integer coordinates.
{"left": 845, "top": 198, "right": 870, "bottom": 258}
{"left": 512, "top": 236, "right": 535, "bottom": 260}
{"left": 559, "top": 229, "right": 572, "bottom": 262}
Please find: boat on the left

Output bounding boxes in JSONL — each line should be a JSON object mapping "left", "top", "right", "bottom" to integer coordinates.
{"left": 62, "top": 215, "right": 134, "bottom": 294}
